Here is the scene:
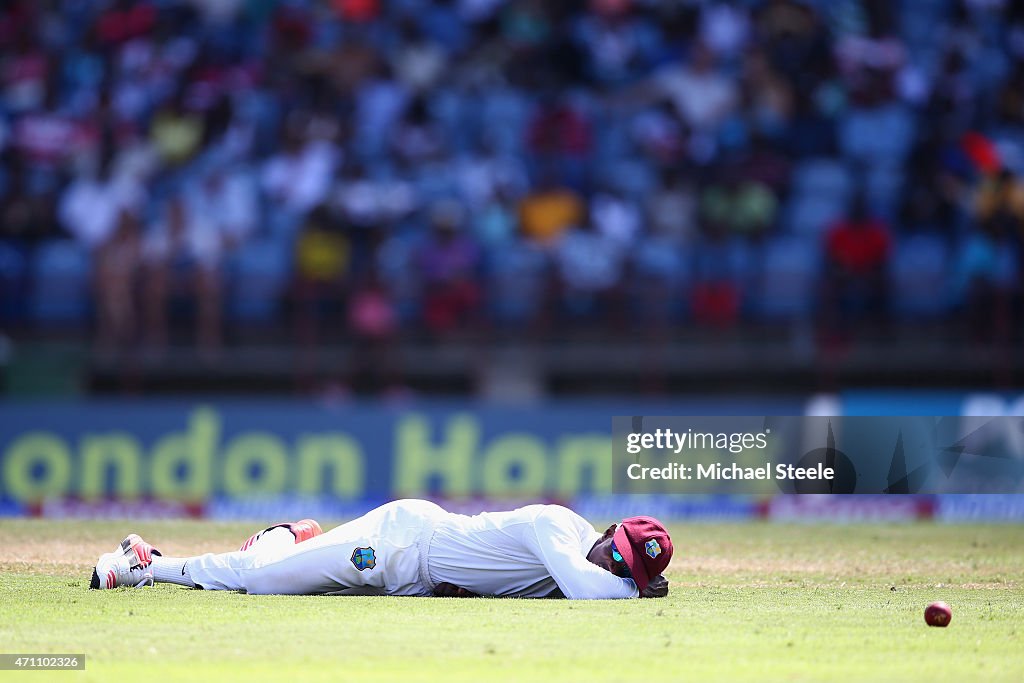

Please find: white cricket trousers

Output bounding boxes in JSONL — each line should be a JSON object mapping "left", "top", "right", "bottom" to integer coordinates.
{"left": 186, "top": 500, "right": 446, "bottom": 596}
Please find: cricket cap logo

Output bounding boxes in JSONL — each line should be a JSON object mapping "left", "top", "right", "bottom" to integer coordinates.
{"left": 645, "top": 539, "right": 662, "bottom": 559}
{"left": 350, "top": 547, "right": 376, "bottom": 571}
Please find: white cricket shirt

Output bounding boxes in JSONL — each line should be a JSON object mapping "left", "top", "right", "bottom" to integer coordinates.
{"left": 425, "top": 504, "right": 639, "bottom": 599}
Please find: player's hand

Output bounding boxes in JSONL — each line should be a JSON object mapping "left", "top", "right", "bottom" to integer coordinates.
{"left": 641, "top": 574, "right": 669, "bottom": 598}
{"left": 433, "top": 582, "right": 480, "bottom": 598}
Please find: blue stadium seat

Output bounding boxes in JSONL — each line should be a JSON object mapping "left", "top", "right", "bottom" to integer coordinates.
{"left": 840, "top": 104, "right": 915, "bottom": 165}
{"left": 889, "top": 234, "right": 951, "bottom": 317}
{"left": 376, "top": 235, "right": 423, "bottom": 324}
{"left": 595, "top": 159, "right": 657, "bottom": 198}
{"left": 487, "top": 243, "right": 549, "bottom": 324}
{"left": 629, "top": 238, "right": 690, "bottom": 320}
{"left": 792, "top": 158, "right": 853, "bottom": 203}
{"left": 28, "top": 240, "right": 92, "bottom": 324}
{"left": 592, "top": 113, "right": 631, "bottom": 164}
{"left": 751, "top": 237, "right": 820, "bottom": 319}
{"left": 431, "top": 88, "right": 471, "bottom": 154}
{"left": 0, "top": 242, "right": 28, "bottom": 322}
{"left": 865, "top": 163, "right": 904, "bottom": 217}
{"left": 477, "top": 88, "right": 532, "bottom": 155}
{"left": 227, "top": 240, "right": 290, "bottom": 322}
{"left": 784, "top": 195, "right": 846, "bottom": 236}
{"left": 993, "top": 242, "right": 1021, "bottom": 287}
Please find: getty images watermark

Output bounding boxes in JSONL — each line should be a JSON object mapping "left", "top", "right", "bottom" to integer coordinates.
{"left": 612, "top": 416, "right": 1024, "bottom": 494}
{"left": 625, "top": 428, "right": 834, "bottom": 482}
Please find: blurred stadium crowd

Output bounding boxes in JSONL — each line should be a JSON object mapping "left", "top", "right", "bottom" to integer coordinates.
{"left": 1, "top": 0, "right": 1024, "bottom": 352}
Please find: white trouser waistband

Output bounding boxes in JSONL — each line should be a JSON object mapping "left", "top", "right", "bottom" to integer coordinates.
{"left": 416, "top": 515, "right": 439, "bottom": 594}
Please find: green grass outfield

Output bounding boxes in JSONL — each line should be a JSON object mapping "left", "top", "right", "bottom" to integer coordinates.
{"left": 1, "top": 520, "right": 1022, "bottom": 683}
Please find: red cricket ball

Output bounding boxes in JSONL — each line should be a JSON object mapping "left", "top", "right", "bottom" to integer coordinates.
{"left": 925, "top": 601, "right": 952, "bottom": 627}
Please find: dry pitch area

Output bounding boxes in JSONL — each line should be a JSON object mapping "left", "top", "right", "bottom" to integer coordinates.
{"left": 1, "top": 520, "right": 1022, "bottom": 682}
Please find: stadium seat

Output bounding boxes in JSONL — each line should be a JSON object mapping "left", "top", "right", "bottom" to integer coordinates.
{"left": 629, "top": 238, "right": 691, "bottom": 321}
{"left": 0, "top": 242, "right": 28, "bottom": 322}
{"left": 227, "top": 240, "right": 290, "bottom": 322}
{"left": 595, "top": 159, "right": 657, "bottom": 198}
{"left": 431, "top": 88, "right": 471, "bottom": 153}
{"left": 487, "top": 243, "right": 550, "bottom": 324}
{"left": 751, "top": 237, "right": 820, "bottom": 320}
{"left": 784, "top": 195, "right": 847, "bottom": 236}
{"left": 840, "top": 104, "right": 915, "bottom": 165}
{"left": 792, "top": 158, "right": 853, "bottom": 203}
{"left": 477, "top": 88, "right": 533, "bottom": 155}
{"left": 592, "top": 113, "right": 631, "bottom": 164}
{"left": 376, "top": 235, "right": 423, "bottom": 324}
{"left": 889, "top": 234, "right": 951, "bottom": 317}
{"left": 28, "top": 240, "right": 92, "bottom": 324}
{"left": 865, "top": 163, "right": 905, "bottom": 217}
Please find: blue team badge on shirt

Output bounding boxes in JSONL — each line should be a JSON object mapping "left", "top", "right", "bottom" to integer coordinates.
{"left": 645, "top": 539, "right": 662, "bottom": 559}
{"left": 351, "top": 547, "right": 376, "bottom": 571}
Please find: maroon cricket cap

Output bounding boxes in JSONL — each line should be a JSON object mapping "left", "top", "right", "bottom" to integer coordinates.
{"left": 612, "top": 516, "right": 673, "bottom": 592}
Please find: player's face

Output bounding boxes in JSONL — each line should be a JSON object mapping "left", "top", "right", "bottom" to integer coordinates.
{"left": 586, "top": 525, "right": 633, "bottom": 579}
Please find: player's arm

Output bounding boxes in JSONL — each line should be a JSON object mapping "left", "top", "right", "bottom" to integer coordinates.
{"left": 530, "top": 513, "right": 639, "bottom": 600}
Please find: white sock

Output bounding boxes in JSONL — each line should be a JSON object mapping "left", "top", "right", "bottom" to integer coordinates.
{"left": 249, "top": 526, "right": 294, "bottom": 552}
{"left": 151, "top": 556, "right": 197, "bottom": 588}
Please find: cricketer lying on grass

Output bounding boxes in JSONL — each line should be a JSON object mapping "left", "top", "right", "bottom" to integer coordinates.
{"left": 90, "top": 500, "right": 673, "bottom": 599}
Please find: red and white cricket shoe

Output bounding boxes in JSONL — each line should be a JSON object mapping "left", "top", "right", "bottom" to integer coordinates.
{"left": 89, "top": 534, "right": 162, "bottom": 590}
{"left": 238, "top": 519, "right": 323, "bottom": 551}
{"left": 122, "top": 533, "right": 161, "bottom": 567}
